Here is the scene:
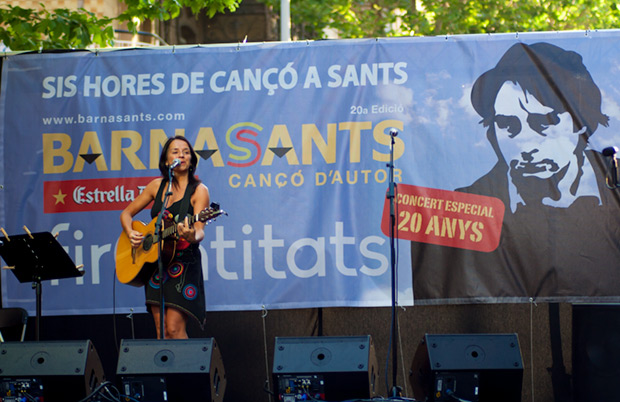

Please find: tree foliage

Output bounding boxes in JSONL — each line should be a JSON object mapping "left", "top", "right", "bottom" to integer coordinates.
{"left": 0, "top": 5, "right": 114, "bottom": 50}
{"left": 2, "top": 0, "right": 620, "bottom": 50}
{"left": 258, "top": 0, "right": 620, "bottom": 39}
{"left": 0, "top": 0, "right": 240, "bottom": 50}
{"left": 118, "top": 0, "right": 241, "bottom": 32}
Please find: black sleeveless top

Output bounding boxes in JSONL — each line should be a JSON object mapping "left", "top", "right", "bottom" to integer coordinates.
{"left": 151, "top": 179, "right": 195, "bottom": 222}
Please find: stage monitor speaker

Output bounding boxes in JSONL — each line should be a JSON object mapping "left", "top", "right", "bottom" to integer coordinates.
{"left": 573, "top": 304, "right": 620, "bottom": 402}
{"left": 410, "top": 333, "right": 523, "bottom": 402}
{"left": 116, "top": 338, "right": 226, "bottom": 402}
{"left": 0, "top": 340, "right": 105, "bottom": 401}
{"left": 272, "top": 335, "right": 378, "bottom": 402}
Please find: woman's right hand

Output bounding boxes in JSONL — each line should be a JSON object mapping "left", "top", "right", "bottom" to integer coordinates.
{"left": 128, "top": 230, "right": 144, "bottom": 248}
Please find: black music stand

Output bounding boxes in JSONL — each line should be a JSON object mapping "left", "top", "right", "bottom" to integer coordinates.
{"left": 0, "top": 231, "right": 83, "bottom": 340}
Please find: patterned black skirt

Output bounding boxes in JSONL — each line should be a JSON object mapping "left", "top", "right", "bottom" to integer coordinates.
{"left": 144, "top": 244, "right": 206, "bottom": 330}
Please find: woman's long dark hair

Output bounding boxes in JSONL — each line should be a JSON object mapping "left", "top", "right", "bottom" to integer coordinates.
{"left": 158, "top": 135, "right": 201, "bottom": 188}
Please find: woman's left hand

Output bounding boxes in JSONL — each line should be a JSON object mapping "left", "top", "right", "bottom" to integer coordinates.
{"left": 177, "top": 216, "right": 196, "bottom": 243}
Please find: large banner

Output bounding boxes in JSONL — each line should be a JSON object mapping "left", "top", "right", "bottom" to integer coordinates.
{"left": 2, "top": 31, "right": 620, "bottom": 316}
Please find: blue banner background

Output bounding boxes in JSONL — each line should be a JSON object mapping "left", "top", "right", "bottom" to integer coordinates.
{"left": 2, "top": 31, "right": 620, "bottom": 315}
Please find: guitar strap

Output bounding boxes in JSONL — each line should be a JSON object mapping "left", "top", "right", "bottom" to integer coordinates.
{"left": 175, "top": 182, "right": 196, "bottom": 252}
{"left": 176, "top": 181, "right": 195, "bottom": 223}
{"left": 153, "top": 180, "right": 195, "bottom": 222}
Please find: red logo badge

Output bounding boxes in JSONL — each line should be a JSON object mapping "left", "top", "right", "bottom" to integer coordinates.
{"left": 381, "top": 184, "right": 505, "bottom": 252}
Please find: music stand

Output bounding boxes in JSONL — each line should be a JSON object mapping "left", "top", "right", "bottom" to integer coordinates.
{"left": 0, "top": 231, "right": 83, "bottom": 340}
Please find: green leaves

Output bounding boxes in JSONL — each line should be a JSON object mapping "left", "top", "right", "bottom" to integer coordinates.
{"left": 0, "top": 4, "right": 114, "bottom": 50}
{"left": 2, "top": 0, "right": 619, "bottom": 50}
{"left": 257, "top": 0, "right": 620, "bottom": 39}
{"left": 0, "top": 0, "right": 240, "bottom": 50}
{"left": 117, "top": 0, "right": 240, "bottom": 33}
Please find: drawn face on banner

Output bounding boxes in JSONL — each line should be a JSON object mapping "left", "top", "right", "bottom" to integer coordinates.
{"left": 469, "top": 42, "right": 610, "bottom": 208}
{"left": 493, "top": 81, "right": 586, "bottom": 180}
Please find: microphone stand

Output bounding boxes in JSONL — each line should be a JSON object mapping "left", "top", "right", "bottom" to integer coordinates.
{"left": 386, "top": 128, "right": 400, "bottom": 397}
{"left": 154, "top": 167, "right": 174, "bottom": 339}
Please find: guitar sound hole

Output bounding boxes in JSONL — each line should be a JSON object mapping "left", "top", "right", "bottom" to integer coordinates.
{"left": 143, "top": 235, "right": 153, "bottom": 251}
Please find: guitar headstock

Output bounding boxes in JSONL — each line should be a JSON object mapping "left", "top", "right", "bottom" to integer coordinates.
{"left": 197, "top": 202, "right": 228, "bottom": 224}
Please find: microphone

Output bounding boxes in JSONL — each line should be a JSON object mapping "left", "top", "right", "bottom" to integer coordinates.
{"left": 603, "top": 147, "right": 619, "bottom": 188}
{"left": 169, "top": 159, "right": 181, "bottom": 170}
{"left": 389, "top": 128, "right": 399, "bottom": 137}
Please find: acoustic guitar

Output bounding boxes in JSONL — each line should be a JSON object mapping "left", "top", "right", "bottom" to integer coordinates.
{"left": 116, "top": 203, "right": 226, "bottom": 287}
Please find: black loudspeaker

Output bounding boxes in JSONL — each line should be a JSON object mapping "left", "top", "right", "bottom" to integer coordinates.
{"left": 573, "top": 304, "right": 620, "bottom": 402}
{"left": 410, "top": 333, "right": 523, "bottom": 402}
{"left": 272, "top": 335, "right": 378, "bottom": 402}
{"left": 0, "top": 340, "right": 105, "bottom": 401}
{"left": 116, "top": 338, "right": 226, "bottom": 402}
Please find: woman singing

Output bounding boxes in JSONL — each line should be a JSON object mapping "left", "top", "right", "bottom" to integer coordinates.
{"left": 120, "top": 136, "right": 208, "bottom": 339}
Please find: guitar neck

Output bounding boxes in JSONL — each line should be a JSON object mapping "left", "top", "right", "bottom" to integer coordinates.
{"left": 161, "top": 213, "right": 199, "bottom": 240}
